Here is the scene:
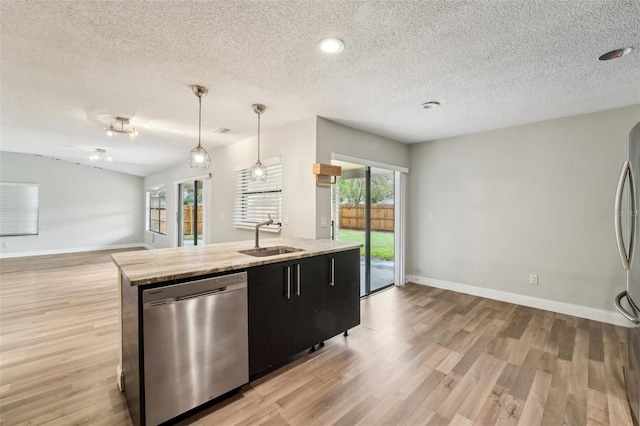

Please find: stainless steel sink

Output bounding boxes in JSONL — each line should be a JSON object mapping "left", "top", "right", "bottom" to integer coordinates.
{"left": 238, "top": 246, "right": 305, "bottom": 257}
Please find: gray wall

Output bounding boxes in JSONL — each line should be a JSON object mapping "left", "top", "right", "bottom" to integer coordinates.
{"left": 315, "top": 117, "right": 409, "bottom": 239}
{"left": 407, "top": 105, "right": 640, "bottom": 312}
{"left": 0, "top": 152, "right": 145, "bottom": 256}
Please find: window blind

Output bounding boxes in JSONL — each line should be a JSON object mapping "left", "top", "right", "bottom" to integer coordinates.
{"left": 0, "top": 183, "right": 39, "bottom": 236}
{"left": 233, "top": 162, "right": 282, "bottom": 230}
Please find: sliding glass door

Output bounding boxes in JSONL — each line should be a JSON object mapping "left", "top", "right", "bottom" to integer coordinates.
{"left": 178, "top": 180, "right": 205, "bottom": 247}
{"left": 331, "top": 161, "right": 395, "bottom": 297}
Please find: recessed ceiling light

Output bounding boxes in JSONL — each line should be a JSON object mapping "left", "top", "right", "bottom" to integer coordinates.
{"left": 319, "top": 38, "right": 344, "bottom": 54}
{"left": 599, "top": 47, "right": 633, "bottom": 61}
{"left": 421, "top": 101, "right": 440, "bottom": 109}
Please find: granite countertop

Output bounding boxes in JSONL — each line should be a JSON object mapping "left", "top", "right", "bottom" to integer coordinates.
{"left": 111, "top": 237, "right": 362, "bottom": 286}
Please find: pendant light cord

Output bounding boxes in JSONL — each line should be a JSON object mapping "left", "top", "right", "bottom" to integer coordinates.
{"left": 198, "top": 95, "right": 202, "bottom": 148}
{"left": 257, "top": 112, "right": 261, "bottom": 161}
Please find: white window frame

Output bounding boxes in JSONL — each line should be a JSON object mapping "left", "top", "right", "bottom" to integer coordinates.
{"left": 233, "top": 157, "right": 282, "bottom": 232}
{"left": 0, "top": 182, "right": 39, "bottom": 236}
{"left": 331, "top": 153, "right": 409, "bottom": 286}
{"left": 146, "top": 185, "right": 167, "bottom": 236}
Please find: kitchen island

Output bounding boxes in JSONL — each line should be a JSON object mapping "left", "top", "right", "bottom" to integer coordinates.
{"left": 112, "top": 237, "right": 361, "bottom": 426}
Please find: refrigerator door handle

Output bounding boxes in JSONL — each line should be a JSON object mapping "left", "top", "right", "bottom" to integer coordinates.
{"left": 615, "top": 291, "right": 640, "bottom": 324}
{"left": 629, "top": 162, "right": 636, "bottom": 264}
{"left": 615, "top": 161, "right": 633, "bottom": 270}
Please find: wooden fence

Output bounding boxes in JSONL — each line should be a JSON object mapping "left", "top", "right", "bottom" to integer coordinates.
{"left": 339, "top": 204, "right": 394, "bottom": 232}
{"left": 183, "top": 205, "right": 203, "bottom": 235}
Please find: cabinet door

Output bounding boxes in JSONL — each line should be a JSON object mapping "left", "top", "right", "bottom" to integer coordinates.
{"left": 326, "top": 249, "right": 361, "bottom": 339}
{"left": 290, "top": 256, "right": 328, "bottom": 354}
{"left": 248, "top": 261, "right": 293, "bottom": 377}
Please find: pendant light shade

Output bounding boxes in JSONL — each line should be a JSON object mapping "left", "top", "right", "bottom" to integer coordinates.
{"left": 189, "top": 85, "right": 211, "bottom": 169}
{"left": 250, "top": 103, "right": 267, "bottom": 181}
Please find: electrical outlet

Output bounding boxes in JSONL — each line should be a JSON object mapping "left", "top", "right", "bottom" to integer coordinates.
{"left": 529, "top": 274, "right": 538, "bottom": 285}
{"left": 283, "top": 215, "right": 289, "bottom": 225}
{"left": 321, "top": 217, "right": 327, "bottom": 228}
{"left": 2, "top": 242, "right": 8, "bottom": 248}
{"left": 428, "top": 212, "right": 435, "bottom": 221}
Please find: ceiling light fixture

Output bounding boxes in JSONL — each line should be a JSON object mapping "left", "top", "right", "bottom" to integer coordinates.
{"left": 89, "top": 148, "right": 112, "bottom": 162}
{"left": 105, "top": 117, "right": 137, "bottom": 141}
{"left": 599, "top": 47, "right": 634, "bottom": 61}
{"left": 189, "top": 85, "right": 211, "bottom": 169}
{"left": 250, "top": 104, "right": 267, "bottom": 181}
{"left": 421, "top": 101, "right": 440, "bottom": 109}
{"left": 319, "top": 38, "right": 344, "bottom": 54}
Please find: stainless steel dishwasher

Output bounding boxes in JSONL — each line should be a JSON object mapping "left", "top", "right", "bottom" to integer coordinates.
{"left": 142, "top": 272, "right": 248, "bottom": 426}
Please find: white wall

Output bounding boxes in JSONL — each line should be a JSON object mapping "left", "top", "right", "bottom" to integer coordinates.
{"left": 315, "top": 117, "right": 410, "bottom": 239}
{"left": 145, "top": 116, "right": 410, "bottom": 248}
{"left": 0, "top": 152, "right": 144, "bottom": 256}
{"left": 407, "top": 105, "right": 640, "bottom": 314}
{"left": 144, "top": 117, "right": 317, "bottom": 248}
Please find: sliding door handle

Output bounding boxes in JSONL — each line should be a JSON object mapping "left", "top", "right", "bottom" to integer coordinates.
{"left": 615, "top": 291, "right": 640, "bottom": 324}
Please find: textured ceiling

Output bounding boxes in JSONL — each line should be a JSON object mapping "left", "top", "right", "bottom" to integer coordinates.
{"left": 1, "top": 1, "right": 639, "bottom": 176}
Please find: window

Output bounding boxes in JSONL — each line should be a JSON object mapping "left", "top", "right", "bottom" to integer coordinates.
{"left": 0, "top": 183, "right": 39, "bottom": 236}
{"left": 233, "top": 160, "right": 282, "bottom": 231}
{"left": 147, "top": 186, "right": 166, "bottom": 235}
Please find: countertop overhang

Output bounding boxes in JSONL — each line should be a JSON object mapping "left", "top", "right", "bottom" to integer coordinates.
{"left": 111, "top": 237, "right": 362, "bottom": 286}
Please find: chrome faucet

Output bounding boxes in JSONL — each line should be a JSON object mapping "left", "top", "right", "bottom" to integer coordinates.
{"left": 255, "top": 214, "right": 274, "bottom": 248}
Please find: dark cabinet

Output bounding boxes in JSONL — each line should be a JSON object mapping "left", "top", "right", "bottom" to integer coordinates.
{"left": 247, "top": 260, "right": 294, "bottom": 376}
{"left": 326, "top": 249, "right": 361, "bottom": 339}
{"left": 248, "top": 249, "right": 360, "bottom": 378}
{"left": 290, "top": 257, "right": 327, "bottom": 354}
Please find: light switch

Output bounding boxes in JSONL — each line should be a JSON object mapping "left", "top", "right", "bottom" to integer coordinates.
{"left": 428, "top": 212, "right": 435, "bottom": 221}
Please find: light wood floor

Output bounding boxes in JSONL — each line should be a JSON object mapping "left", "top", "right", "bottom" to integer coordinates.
{"left": 0, "top": 250, "right": 634, "bottom": 425}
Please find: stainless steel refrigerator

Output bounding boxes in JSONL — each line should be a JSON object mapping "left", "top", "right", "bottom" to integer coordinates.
{"left": 614, "top": 121, "right": 640, "bottom": 425}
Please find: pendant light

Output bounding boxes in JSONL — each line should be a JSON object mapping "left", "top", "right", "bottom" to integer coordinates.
{"left": 104, "top": 117, "right": 138, "bottom": 141}
{"left": 250, "top": 104, "right": 268, "bottom": 181}
{"left": 189, "top": 85, "right": 211, "bottom": 169}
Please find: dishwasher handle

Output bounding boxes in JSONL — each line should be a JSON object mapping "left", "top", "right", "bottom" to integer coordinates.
{"left": 142, "top": 272, "right": 248, "bottom": 308}
{"left": 176, "top": 281, "right": 246, "bottom": 301}
{"left": 176, "top": 287, "right": 227, "bottom": 302}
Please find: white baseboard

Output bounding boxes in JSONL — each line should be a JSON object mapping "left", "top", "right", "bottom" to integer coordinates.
{"left": 0, "top": 243, "right": 148, "bottom": 259}
{"left": 406, "top": 274, "right": 631, "bottom": 328}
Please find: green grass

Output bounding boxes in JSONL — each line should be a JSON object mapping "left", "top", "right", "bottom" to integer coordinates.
{"left": 183, "top": 234, "right": 203, "bottom": 241}
{"left": 338, "top": 229, "right": 395, "bottom": 261}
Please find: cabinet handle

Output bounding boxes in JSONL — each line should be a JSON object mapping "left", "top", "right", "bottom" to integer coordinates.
{"left": 285, "top": 266, "right": 291, "bottom": 299}
{"left": 330, "top": 258, "right": 335, "bottom": 286}
{"left": 296, "top": 264, "right": 301, "bottom": 296}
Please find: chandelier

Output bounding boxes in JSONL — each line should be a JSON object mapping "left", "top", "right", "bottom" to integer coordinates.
{"left": 89, "top": 148, "right": 112, "bottom": 162}
{"left": 105, "top": 117, "right": 138, "bottom": 141}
